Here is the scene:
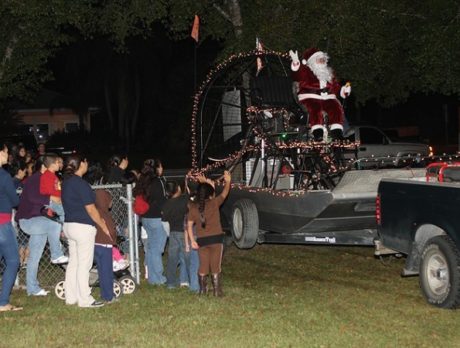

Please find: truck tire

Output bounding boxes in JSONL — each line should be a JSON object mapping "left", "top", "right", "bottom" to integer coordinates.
{"left": 419, "top": 235, "right": 460, "bottom": 308}
{"left": 231, "top": 199, "right": 259, "bottom": 249}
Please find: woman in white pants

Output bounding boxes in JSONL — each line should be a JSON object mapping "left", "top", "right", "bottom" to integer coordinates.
{"left": 61, "top": 155, "right": 110, "bottom": 308}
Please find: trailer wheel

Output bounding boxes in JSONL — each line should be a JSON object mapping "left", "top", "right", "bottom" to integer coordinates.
{"left": 231, "top": 199, "right": 259, "bottom": 249}
{"left": 419, "top": 235, "right": 460, "bottom": 308}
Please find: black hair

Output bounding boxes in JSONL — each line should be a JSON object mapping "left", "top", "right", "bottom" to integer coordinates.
{"left": 63, "top": 154, "right": 84, "bottom": 179}
{"left": 133, "top": 158, "right": 164, "bottom": 200}
{"left": 166, "top": 181, "right": 179, "bottom": 198}
{"left": 196, "top": 183, "right": 215, "bottom": 228}
{"left": 108, "top": 154, "right": 128, "bottom": 168}
{"left": 8, "top": 159, "right": 26, "bottom": 177}
{"left": 133, "top": 170, "right": 154, "bottom": 200}
{"left": 142, "top": 158, "right": 162, "bottom": 176}
{"left": 84, "top": 161, "right": 104, "bottom": 184}
{"left": 34, "top": 155, "right": 45, "bottom": 173}
{"left": 124, "top": 170, "right": 138, "bottom": 184}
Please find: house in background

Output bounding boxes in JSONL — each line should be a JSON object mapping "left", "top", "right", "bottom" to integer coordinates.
{"left": 12, "top": 89, "right": 98, "bottom": 142}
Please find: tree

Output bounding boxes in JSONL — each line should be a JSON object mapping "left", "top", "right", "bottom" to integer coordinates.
{"left": 1, "top": 0, "right": 459, "bottom": 140}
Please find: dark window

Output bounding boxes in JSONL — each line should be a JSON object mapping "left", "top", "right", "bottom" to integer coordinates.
{"left": 65, "top": 123, "right": 79, "bottom": 133}
{"left": 360, "top": 128, "right": 386, "bottom": 144}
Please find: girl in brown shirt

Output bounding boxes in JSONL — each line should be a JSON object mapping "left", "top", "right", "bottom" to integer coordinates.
{"left": 187, "top": 171, "right": 231, "bottom": 296}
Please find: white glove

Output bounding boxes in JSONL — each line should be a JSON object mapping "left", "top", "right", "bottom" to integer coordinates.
{"left": 289, "top": 50, "right": 300, "bottom": 71}
{"left": 289, "top": 50, "right": 299, "bottom": 63}
{"left": 340, "top": 84, "right": 351, "bottom": 98}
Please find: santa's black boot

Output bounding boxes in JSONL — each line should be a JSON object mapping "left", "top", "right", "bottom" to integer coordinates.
{"left": 330, "top": 129, "right": 344, "bottom": 140}
{"left": 312, "top": 128, "right": 324, "bottom": 142}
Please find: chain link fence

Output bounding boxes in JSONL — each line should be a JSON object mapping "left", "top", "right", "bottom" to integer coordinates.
{"left": 0, "top": 184, "right": 140, "bottom": 291}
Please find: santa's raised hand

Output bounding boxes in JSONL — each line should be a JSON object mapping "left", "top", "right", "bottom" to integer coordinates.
{"left": 340, "top": 82, "right": 351, "bottom": 98}
{"left": 289, "top": 50, "right": 300, "bottom": 71}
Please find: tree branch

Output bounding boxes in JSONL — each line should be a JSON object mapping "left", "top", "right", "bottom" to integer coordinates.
{"left": 0, "top": 34, "right": 18, "bottom": 83}
{"left": 213, "top": 4, "right": 232, "bottom": 23}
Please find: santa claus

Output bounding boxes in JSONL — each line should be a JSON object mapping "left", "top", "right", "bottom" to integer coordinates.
{"left": 289, "top": 47, "right": 351, "bottom": 141}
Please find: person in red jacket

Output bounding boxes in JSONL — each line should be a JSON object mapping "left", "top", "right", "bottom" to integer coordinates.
{"left": 40, "top": 153, "right": 64, "bottom": 222}
{"left": 289, "top": 47, "right": 351, "bottom": 141}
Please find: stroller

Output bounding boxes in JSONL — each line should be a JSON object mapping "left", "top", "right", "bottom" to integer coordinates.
{"left": 54, "top": 262, "right": 137, "bottom": 300}
{"left": 52, "top": 230, "right": 137, "bottom": 300}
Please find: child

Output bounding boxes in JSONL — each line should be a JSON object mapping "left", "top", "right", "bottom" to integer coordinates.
{"left": 187, "top": 171, "right": 231, "bottom": 296}
{"left": 112, "top": 246, "right": 129, "bottom": 272}
{"left": 163, "top": 181, "right": 193, "bottom": 290}
{"left": 93, "top": 189, "right": 117, "bottom": 303}
{"left": 38, "top": 153, "right": 67, "bottom": 264}
{"left": 40, "top": 153, "right": 64, "bottom": 221}
{"left": 184, "top": 214, "right": 199, "bottom": 292}
{"left": 9, "top": 160, "right": 27, "bottom": 189}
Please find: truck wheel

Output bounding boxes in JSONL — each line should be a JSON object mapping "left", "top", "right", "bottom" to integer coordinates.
{"left": 419, "top": 235, "right": 460, "bottom": 308}
{"left": 231, "top": 199, "right": 259, "bottom": 249}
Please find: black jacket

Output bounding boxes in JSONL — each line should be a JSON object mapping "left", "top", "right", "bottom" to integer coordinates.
{"left": 143, "top": 177, "right": 166, "bottom": 218}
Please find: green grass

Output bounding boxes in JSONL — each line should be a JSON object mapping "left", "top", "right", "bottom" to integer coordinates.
{"left": 1, "top": 244, "right": 460, "bottom": 347}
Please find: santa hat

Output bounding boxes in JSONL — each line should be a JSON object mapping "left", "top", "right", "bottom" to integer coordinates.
{"left": 301, "top": 47, "right": 326, "bottom": 65}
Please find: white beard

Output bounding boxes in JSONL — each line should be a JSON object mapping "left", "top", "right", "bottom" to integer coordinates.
{"left": 308, "top": 61, "right": 333, "bottom": 83}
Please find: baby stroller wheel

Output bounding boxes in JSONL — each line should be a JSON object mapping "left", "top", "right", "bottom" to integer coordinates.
{"left": 55, "top": 280, "right": 66, "bottom": 300}
{"left": 119, "top": 275, "right": 137, "bottom": 294}
{"left": 113, "top": 280, "right": 123, "bottom": 298}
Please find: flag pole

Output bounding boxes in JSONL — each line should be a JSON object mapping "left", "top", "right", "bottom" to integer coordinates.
{"left": 191, "top": 15, "right": 201, "bottom": 165}
{"left": 191, "top": 15, "right": 200, "bottom": 92}
{"left": 194, "top": 41, "right": 197, "bottom": 92}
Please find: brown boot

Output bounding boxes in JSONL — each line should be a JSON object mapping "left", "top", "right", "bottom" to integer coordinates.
{"left": 211, "top": 273, "right": 223, "bottom": 297}
{"left": 198, "top": 274, "right": 208, "bottom": 295}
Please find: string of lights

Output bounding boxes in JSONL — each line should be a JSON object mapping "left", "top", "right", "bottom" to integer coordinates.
{"left": 189, "top": 49, "right": 459, "bottom": 197}
{"left": 190, "top": 49, "right": 290, "bottom": 170}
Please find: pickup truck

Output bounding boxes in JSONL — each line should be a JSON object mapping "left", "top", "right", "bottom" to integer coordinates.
{"left": 377, "top": 178, "right": 460, "bottom": 308}
{"left": 344, "top": 125, "right": 432, "bottom": 167}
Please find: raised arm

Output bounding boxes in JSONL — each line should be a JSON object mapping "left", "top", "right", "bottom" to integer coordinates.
{"left": 218, "top": 170, "right": 232, "bottom": 200}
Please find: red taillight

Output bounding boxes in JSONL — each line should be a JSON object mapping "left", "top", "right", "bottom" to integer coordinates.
{"left": 375, "top": 194, "right": 381, "bottom": 225}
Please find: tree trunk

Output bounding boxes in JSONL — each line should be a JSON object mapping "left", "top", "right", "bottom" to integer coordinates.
{"left": 0, "top": 34, "right": 18, "bottom": 95}
{"left": 104, "top": 70, "right": 114, "bottom": 131}
{"left": 130, "top": 65, "right": 140, "bottom": 139}
{"left": 117, "top": 67, "right": 128, "bottom": 144}
{"left": 226, "top": 0, "right": 243, "bottom": 36}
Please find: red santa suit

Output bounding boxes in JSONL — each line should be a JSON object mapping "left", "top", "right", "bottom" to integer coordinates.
{"left": 290, "top": 48, "right": 348, "bottom": 138}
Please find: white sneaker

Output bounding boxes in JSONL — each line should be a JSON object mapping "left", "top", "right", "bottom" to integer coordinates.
{"left": 180, "top": 282, "right": 190, "bottom": 288}
{"left": 51, "top": 255, "right": 69, "bottom": 264}
{"left": 30, "top": 289, "right": 49, "bottom": 296}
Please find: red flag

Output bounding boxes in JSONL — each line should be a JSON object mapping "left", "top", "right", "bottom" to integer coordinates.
{"left": 191, "top": 15, "right": 199, "bottom": 43}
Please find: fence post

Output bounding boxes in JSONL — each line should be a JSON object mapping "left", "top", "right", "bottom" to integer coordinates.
{"left": 133, "top": 213, "right": 140, "bottom": 284}
{"left": 126, "top": 184, "right": 140, "bottom": 284}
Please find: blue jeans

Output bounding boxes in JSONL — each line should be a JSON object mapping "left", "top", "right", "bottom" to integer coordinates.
{"left": 0, "top": 222, "right": 20, "bottom": 306}
{"left": 50, "top": 201, "right": 65, "bottom": 223}
{"left": 142, "top": 218, "right": 167, "bottom": 285}
{"left": 166, "top": 231, "right": 188, "bottom": 288}
{"left": 94, "top": 245, "right": 114, "bottom": 301}
{"left": 185, "top": 248, "right": 200, "bottom": 292}
{"left": 19, "top": 217, "right": 63, "bottom": 295}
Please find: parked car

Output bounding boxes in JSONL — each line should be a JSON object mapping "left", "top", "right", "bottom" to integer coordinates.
{"left": 343, "top": 125, "right": 433, "bottom": 167}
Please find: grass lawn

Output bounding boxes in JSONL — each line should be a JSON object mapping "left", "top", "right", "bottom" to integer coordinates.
{"left": 1, "top": 244, "right": 459, "bottom": 347}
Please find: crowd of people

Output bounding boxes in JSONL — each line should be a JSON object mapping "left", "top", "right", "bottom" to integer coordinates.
{"left": 0, "top": 141, "right": 230, "bottom": 312}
